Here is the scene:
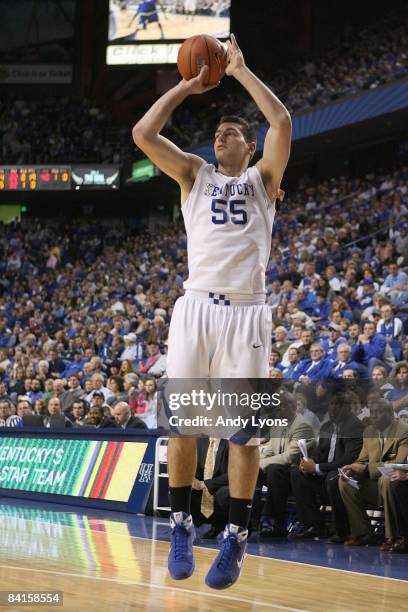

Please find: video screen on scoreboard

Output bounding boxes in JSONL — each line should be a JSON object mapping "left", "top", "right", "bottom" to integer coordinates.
{"left": 108, "top": 1, "right": 230, "bottom": 64}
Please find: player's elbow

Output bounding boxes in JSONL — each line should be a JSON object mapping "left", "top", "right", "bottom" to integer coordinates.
{"left": 278, "top": 112, "right": 292, "bottom": 129}
{"left": 132, "top": 123, "right": 153, "bottom": 147}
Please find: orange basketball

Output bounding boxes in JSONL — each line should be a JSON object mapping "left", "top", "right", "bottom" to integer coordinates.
{"left": 177, "top": 34, "right": 227, "bottom": 86}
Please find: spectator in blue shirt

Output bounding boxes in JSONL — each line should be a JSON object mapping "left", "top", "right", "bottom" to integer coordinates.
{"left": 282, "top": 347, "right": 302, "bottom": 379}
{"left": 382, "top": 263, "right": 408, "bottom": 291}
{"left": 321, "top": 323, "right": 347, "bottom": 359}
{"left": 351, "top": 320, "right": 388, "bottom": 376}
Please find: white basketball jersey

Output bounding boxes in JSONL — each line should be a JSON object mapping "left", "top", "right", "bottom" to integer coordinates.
{"left": 182, "top": 163, "right": 276, "bottom": 295}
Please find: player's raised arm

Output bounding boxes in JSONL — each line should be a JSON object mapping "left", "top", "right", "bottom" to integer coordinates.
{"left": 132, "top": 66, "right": 217, "bottom": 194}
{"left": 226, "top": 34, "right": 292, "bottom": 201}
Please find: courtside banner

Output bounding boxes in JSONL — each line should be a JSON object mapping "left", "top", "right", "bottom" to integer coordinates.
{"left": 0, "top": 438, "right": 147, "bottom": 502}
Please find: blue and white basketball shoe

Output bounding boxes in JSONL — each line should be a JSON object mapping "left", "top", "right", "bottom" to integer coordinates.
{"left": 205, "top": 523, "right": 248, "bottom": 589}
{"left": 168, "top": 512, "right": 195, "bottom": 580}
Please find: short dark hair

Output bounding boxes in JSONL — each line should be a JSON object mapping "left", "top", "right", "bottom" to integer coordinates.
{"left": 217, "top": 115, "right": 257, "bottom": 144}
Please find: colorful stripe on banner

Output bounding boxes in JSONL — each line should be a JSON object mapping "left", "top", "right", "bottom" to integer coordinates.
{"left": 77, "top": 441, "right": 102, "bottom": 497}
{"left": 99, "top": 442, "right": 123, "bottom": 499}
{"left": 90, "top": 441, "right": 121, "bottom": 499}
{"left": 83, "top": 441, "right": 108, "bottom": 498}
{"left": 104, "top": 442, "right": 148, "bottom": 502}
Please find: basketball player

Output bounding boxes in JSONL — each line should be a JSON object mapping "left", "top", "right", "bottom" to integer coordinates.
{"left": 132, "top": 34, "right": 291, "bottom": 589}
{"left": 184, "top": 0, "right": 197, "bottom": 21}
{"left": 128, "top": 0, "right": 165, "bottom": 40}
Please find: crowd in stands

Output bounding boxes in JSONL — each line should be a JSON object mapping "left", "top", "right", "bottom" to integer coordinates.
{"left": 0, "top": 160, "right": 407, "bottom": 550}
{"left": 2, "top": 16, "right": 407, "bottom": 162}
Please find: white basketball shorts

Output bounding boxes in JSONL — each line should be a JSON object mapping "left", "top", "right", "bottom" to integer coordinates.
{"left": 166, "top": 291, "right": 272, "bottom": 378}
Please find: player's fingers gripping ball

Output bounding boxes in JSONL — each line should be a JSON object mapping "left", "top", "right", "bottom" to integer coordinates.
{"left": 177, "top": 34, "right": 227, "bottom": 86}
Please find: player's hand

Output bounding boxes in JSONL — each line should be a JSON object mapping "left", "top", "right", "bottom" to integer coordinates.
{"left": 181, "top": 66, "right": 219, "bottom": 95}
{"left": 226, "top": 33, "right": 245, "bottom": 77}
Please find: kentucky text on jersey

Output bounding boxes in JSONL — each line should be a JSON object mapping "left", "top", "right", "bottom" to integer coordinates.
{"left": 204, "top": 182, "right": 256, "bottom": 198}
{"left": 182, "top": 164, "right": 276, "bottom": 295}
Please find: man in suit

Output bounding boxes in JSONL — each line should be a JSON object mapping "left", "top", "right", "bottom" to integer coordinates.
{"left": 293, "top": 343, "right": 330, "bottom": 384}
{"left": 339, "top": 397, "right": 408, "bottom": 548}
{"left": 326, "top": 344, "right": 359, "bottom": 380}
{"left": 112, "top": 401, "right": 147, "bottom": 429}
{"left": 390, "top": 465, "right": 408, "bottom": 553}
{"left": 291, "top": 391, "right": 364, "bottom": 541}
{"left": 190, "top": 437, "right": 229, "bottom": 539}
{"left": 258, "top": 392, "right": 315, "bottom": 537}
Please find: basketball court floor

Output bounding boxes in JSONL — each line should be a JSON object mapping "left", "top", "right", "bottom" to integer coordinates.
{"left": 0, "top": 498, "right": 406, "bottom": 611}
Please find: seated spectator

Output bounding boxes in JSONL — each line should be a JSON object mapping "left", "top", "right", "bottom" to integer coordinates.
{"left": 129, "top": 377, "right": 147, "bottom": 414}
{"left": 0, "top": 399, "right": 17, "bottom": 427}
{"left": 86, "top": 373, "right": 114, "bottom": 403}
{"left": 112, "top": 401, "right": 147, "bottom": 429}
{"left": 119, "top": 359, "right": 135, "bottom": 376}
{"left": 272, "top": 326, "right": 291, "bottom": 357}
{"left": 310, "top": 292, "right": 331, "bottom": 328}
{"left": 389, "top": 464, "right": 408, "bottom": 553}
{"left": 60, "top": 374, "right": 84, "bottom": 413}
{"left": 281, "top": 347, "right": 302, "bottom": 379}
{"left": 377, "top": 303, "right": 404, "bottom": 342}
{"left": 326, "top": 343, "right": 359, "bottom": 380}
{"left": 34, "top": 398, "right": 47, "bottom": 417}
{"left": 89, "top": 390, "right": 111, "bottom": 414}
{"left": 297, "top": 329, "right": 315, "bottom": 360}
{"left": 136, "top": 342, "right": 161, "bottom": 377}
{"left": 70, "top": 399, "right": 89, "bottom": 426}
{"left": 119, "top": 333, "right": 138, "bottom": 362}
{"left": 43, "top": 397, "right": 72, "bottom": 428}
{"left": 381, "top": 263, "right": 408, "bottom": 301}
{"left": 106, "top": 375, "right": 127, "bottom": 406}
{"left": 357, "top": 279, "right": 376, "bottom": 312}
{"left": 83, "top": 405, "right": 116, "bottom": 428}
{"left": 138, "top": 378, "right": 159, "bottom": 428}
{"left": 190, "top": 437, "right": 229, "bottom": 539}
{"left": 295, "top": 392, "right": 321, "bottom": 434}
{"left": 47, "top": 349, "right": 66, "bottom": 379}
{"left": 339, "top": 397, "right": 408, "bottom": 549}
{"left": 293, "top": 343, "right": 330, "bottom": 384}
{"left": 269, "top": 350, "right": 283, "bottom": 374}
{"left": 291, "top": 391, "right": 364, "bottom": 541}
{"left": 352, "top": 321, "right": 391, "bottom": 376}
{"left": 386, "top": 361, "right": 408, "bottom": 414}
{"left": 27, "top": 378, "right": 43, "bottom": 404}
{"left": 321, "top": 323, "right": 347, "bottom": 360}
{"left": 42, "top": 379, "right": 55, "bottom": 403}
{"left": 146, "top": 341, "right": 167, "bottom": 378}
{"left": 371, "top": 365, "right": 395, "bottom": 396}
{"left": 0, "top": 381, "right": 12, "bottom": 403}
{"left": 258, "top": 393, "right": 315, "bottom": 537}
{"left": 60, "top": 351, "right": 87, "bottom": 379}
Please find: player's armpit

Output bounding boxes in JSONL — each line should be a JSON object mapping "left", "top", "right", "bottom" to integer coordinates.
{"left": 256, "top": 119, "right": 291, "bottom": 201}
{"left": 132, "top": 130, "right": 203, "bottom": 189}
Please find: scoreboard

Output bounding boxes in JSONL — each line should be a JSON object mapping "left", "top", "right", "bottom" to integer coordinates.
{"left": 0, "top": 166, "right": 120, "bottom": 191}
{"left": 0, "top": 166, "right": 71, "bottom": 191}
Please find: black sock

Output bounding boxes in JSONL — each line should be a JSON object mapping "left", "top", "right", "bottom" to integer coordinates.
{"left": 169, "top": 486, "right": 192, "bottom": 514}
{"left": 229, "top": 497, "right": 252, "bottom": 530}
